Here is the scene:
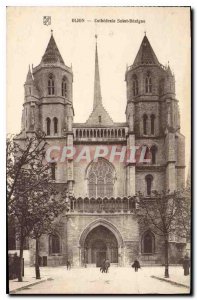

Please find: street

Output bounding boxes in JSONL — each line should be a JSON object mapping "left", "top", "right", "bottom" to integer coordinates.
{"left": 14, "top": 267, "right": 190, "bottom": 294}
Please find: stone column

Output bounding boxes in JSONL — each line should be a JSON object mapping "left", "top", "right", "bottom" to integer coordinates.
{"left": 106, "top": 243, "right": 111, "bottom": 261}
{"left": 88, "top": 248, "right": 91, "bottom": 263}
{"left": 165, "top": 132, "right": 176, "bottom": 191}
{"left": 79, "top": 247, "right": 81, "bottom": 266}
{"left": 123, "top": 247, "right": 126, "bottom": 266}
{"left": 126, "top": 134, "right": 136, "bottom": 196}
{"left": 66, "top": 132, "right": 74, "bottom": 195}
{"left": 121, "top": 199, "right": 123, "bottom": 213}
{"left": 118, "top": 246, "right": 122, "bottom": 266}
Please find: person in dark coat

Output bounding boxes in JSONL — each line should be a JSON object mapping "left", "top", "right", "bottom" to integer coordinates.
{"left": 100, "top": 259, "right": 106, "bottom": 273}
{"left": 132, "top": 259, "right": 141, "bottom": 272}
{"left": 183, "top": 254, "right": 190, "bottom": 276}
{"left": 66, "top": 260, "right": 71, "bottom": 270}
{"left": 105, "top": 259, "right": 110, "bottom": 273}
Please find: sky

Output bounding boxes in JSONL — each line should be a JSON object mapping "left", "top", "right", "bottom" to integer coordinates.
{"left": 6, "top": 6, "right": 191, "bottom": 175}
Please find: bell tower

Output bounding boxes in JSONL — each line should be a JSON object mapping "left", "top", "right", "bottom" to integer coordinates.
{"left": 32, "top": 30, "right": 73, "bottom": 137}
{"left": 20, "top": 31, "right": 74, "bottom": 191}
{"left": 125, "top": 33, "right": 185, "bottom": 193}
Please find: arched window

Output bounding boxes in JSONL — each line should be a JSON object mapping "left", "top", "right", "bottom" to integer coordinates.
{"left": 46, "top": 118, "right": 51, "bottom": 135}
{"left": 87, "top": 158, "right": 115, "bottom": 198}
{"left": 53, "top": 117, "right": 58, "bottom": 135}
{"left": 142, "top": 231, "right": 155, "bottom": 254}
{"left": 143, "top": 114, "right": 148, "bottom": 135}
{"left": 132, "top": 75, "right": 138, "bottom": 96}
{"left": 143, "top": 145, "right": 150, "bottom": 164}
{"left": 145, "top": 174, "right": 153, "bottom": 196}
{"left": 145, "top": 72, "right": 152, "bottom": 93}
{"left": 49, "top": 233, "right": 60, "bottom": 254}
{"left": 48, "top": 74, "right": 55, "bottom": 95}
{"left": 150, "top": 114, "right": 155, "bottom": 135}
{"left": 150, "top": 145, "right": 157, "bottom": 164}
{"left": 61, "top": 76, "right": 67, "bottom": 97}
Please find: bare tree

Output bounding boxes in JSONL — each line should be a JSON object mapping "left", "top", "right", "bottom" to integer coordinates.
{"left": 7, "top": 132, "right": 67, "bottom": 281}
{"left": 137, "top": 190, "right": 182, "bottom": 278}
{"left": 176, "top": 187, "right": 191, "bottom": 243}
{"left": 7, "top": 131, "right": 48, "bottom": 204}
{"left": 29, "top": 189, "right": 70, "bottom": 279}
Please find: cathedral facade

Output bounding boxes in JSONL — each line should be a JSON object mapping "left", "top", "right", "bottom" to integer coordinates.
{"left": 16, "top": 32, "right": 185, "bottom": 267}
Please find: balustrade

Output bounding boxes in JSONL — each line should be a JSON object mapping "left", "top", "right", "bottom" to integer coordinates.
{"left": 69, "top": 197, "right": 136, "bottom": 214}
{"left": 74, "top": 127, "right": 126, "bottom": 140}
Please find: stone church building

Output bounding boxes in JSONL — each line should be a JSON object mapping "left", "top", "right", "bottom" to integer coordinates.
{"left": 15, "top": 31, "right": 185, "bottom": 267}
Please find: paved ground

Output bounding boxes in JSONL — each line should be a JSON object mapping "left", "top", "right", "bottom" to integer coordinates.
{"left": 150, "top": 266, "right": 190, "bottom": 287}
{"left": 12, "top": 266, "right": 190, "bottom": 295}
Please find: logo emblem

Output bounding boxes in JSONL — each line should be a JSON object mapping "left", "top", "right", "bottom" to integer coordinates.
{"left": 43, "top": 16, "right": 51, "bottom": 26}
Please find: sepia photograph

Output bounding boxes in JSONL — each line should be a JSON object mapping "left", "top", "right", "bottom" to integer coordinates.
{"left": 6, "top": 6, "right": 191, "bottom": 295}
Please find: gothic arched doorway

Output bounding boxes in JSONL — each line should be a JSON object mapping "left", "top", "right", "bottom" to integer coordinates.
{"left": 83, "top": 225, "right": 118, "bottom": 267}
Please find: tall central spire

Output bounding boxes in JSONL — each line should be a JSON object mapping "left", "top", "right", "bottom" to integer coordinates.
{"left": 86, "top": 35, "right": 113, "bottom": 125}
{"left": 93, "top": 35, "right": 102, "bottom": 109}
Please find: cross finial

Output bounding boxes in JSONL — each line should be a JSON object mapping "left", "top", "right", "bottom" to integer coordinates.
{"left": 144, "top": 31, "right": 146, "bottom": 36}
{"left": 51, "top": 29, "right": 53, "bottom": 36}
{"left": 95, "top": 34, "right": 98, "bottom": 40}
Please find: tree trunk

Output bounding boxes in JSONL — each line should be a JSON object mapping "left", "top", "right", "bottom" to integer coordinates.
{"left": 164, "top": 236, "right": 169, "bottom": 278}
{"left": 65, "top": 216, "right": 68, "bottom": 262}
{"left": 35, "top": 238, "right": 41, "bottom": 279}
{"left": 18, "top": 238, "right": 24, "bottom": 282}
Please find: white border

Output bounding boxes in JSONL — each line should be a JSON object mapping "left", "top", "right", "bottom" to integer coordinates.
{"left": 1, "top": 1, "right": 195, "bottom": 299}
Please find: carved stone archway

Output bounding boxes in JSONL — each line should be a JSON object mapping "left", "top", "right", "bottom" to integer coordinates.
{"left": 79, "top": 219, "right": 124, "bottom": 266}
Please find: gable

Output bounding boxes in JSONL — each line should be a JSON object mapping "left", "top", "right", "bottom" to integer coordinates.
{"left": 86, "top": 103, "right": 114, "bottom": 126}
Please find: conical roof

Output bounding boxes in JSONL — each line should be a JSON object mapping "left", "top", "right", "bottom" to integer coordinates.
{"left": 24, "top": 66, "right": 40, "bottom": 98}
{"left": 41, "top": 32, "right": 65, "bottom": 65}
{"left": 167, "top": 64, "right": 173, "bottom": 76}
{"left": 25, "top": 65, "right": 33, "bottom": 84}
{"left": 133, "top": 35, "right": 160, "bottom": 66}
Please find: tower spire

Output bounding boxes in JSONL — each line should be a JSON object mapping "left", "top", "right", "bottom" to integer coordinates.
{"left": 133, "top": 34, "right": 160, "bottom": 66}
{"left": 41, "top": 31, "right": 65, "bottom": 65}
{"left": 25, "top": 65, "right": 33, "bottom": 84}
{"left": 93, "top": 35, "right": 102, "bottom": 109}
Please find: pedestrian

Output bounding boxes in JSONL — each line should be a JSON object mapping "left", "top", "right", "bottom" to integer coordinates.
{"left": 100, "top": 259, "right": 106, "bottom": 273}
{"left": 105, "top": 259, "right": 110, "bottom": 273}
{"left": 132, "top": 259, "right": 141, "bottom": 272}
{"left": 183, "top": 254, "right": 190, "bottom": 276}
{"left": 66, "top": 260, "right": 71, "bottom": 270}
